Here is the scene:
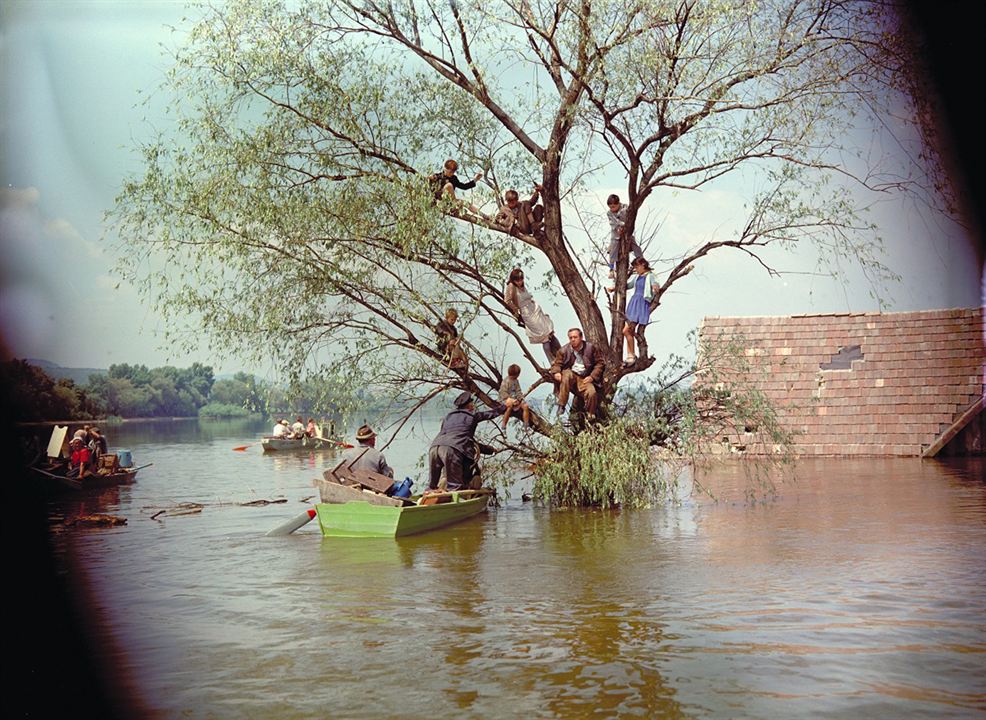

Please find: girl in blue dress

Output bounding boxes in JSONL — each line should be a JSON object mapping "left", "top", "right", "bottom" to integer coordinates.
{"left": 623, "top": 257, "right": 659, "bottom": 367}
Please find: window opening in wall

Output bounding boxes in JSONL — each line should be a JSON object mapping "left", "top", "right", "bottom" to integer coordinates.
{"left": 819, "top": 344, "right": 863, "bottom": 370}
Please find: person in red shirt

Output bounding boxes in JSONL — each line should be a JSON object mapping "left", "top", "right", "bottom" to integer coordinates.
{"left": 68, "top": 438, "right": 90, "bottom": 478}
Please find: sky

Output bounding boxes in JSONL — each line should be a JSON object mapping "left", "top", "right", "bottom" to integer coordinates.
{"left": 1, "top": 0, "right": 983, "bottom": 378}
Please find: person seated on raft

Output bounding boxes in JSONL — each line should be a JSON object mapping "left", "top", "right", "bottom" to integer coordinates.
{"left": 88, "top": 427, "right": 108, "bottom": 458}
{"left": 67, "top": 437, "right": 90, "bottom": 478}
{"left": 339, "top": 424, "right": 394, "bottom": 479}
{"left": 429, "top": 158, "right": 485, "bottom": 217}
{"left": 72, "top": 424, "right": 92, "bottom": 446}
{"left": 495, "top": 185, "right": 545, "bottom": 240}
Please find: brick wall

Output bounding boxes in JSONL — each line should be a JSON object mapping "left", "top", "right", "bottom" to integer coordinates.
{"left": 698, "top": 307, "right": 986, "bottom": 456}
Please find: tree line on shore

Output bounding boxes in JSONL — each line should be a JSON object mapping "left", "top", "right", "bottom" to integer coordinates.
{"left": 1, "top": 359, "right": 346, "bottom": 422}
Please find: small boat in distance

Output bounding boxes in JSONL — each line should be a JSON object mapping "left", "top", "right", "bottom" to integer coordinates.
{"left": 260, "top": 435, "right": 339, "bottom": 452}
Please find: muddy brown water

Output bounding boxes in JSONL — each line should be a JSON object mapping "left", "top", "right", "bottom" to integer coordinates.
{"left": 34, "top": 419, "right": 986, "bottom": 718}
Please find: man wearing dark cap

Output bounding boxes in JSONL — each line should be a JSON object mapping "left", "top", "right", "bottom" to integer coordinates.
{"left": 428, "top": 391, "right": 505, "bottom": 491}
{"left": 339, "top": 424, "right": 394, "bottom": 478}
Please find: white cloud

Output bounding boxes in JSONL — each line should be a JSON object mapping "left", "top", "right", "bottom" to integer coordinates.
{"left": 45, "top": 217, "right": 101, "bottom": 257}
{"left": 0, "top": 185, "right": 41, "bottom": 208}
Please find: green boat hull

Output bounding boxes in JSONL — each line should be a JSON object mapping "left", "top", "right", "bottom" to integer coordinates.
{"left": 315, "top": 492, "right": 491, "bottom": 538}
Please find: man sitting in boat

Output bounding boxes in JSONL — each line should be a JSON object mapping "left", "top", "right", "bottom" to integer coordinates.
{"left": 272, "top": 419, "right": 291, "bottom": 438}
{"left": 72, "top": 424, "right": 92, "bottom": 445}
{"left": 67, "top": 437, "right": 90, "bottom": 478}
{"left": 428, "top": 391, "right": 505, "bottom": 492}
{"left": 339, "top": 424, "right": 394, "bottom": 478}
{"left": 88, "top": 426, "right": 108, "bottom": 457}
{"left": 291, "top": 416, "right": 305, "bottom": 438}
{"left": 305, "top": 418, "right": 317, "bottom": 438}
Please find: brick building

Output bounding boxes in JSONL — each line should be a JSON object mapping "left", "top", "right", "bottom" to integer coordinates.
{"left": 698, "top": 307, "right": 985, "bottom": 457}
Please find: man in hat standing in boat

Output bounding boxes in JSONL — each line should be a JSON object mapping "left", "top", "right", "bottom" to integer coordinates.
{"left": 428, "top": 391, "right": 506, "bottom": 491}
{"left": 340, "top": 424, "right": 394, "bottom": 479}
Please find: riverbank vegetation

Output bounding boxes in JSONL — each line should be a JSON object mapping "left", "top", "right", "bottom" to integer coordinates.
{"left": 6, "top": 360, "right": 276, "bottom": 421}
{"left": 113, "top": 1, "right": 949, "bottom": 505}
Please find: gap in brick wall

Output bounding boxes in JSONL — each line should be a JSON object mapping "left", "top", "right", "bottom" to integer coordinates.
{"left": 820, "top": 345, "right": 863, "bottom": 370}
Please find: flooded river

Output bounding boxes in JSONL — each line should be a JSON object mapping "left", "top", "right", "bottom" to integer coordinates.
{"left": 15, "top": 418, "right": 986, "bottom": 718}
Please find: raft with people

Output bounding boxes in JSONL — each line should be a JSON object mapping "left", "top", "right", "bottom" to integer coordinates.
{"left": 29, "top": 425, "right": 146, "bottom": 492}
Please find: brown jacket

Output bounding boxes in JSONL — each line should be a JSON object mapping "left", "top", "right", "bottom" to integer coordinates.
{"left": 549, "top": 341, "right": 605, "bottom": 383}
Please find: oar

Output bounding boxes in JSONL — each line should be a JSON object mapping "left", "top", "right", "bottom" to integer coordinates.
{"left": 315, "top": 435, "right": 354, "bottom": 449}
{"left": 233, "top": 441, "right": 261, "bottom": 452}
{"left": 265, "top": 508, "right": 317, "bottom": 536}
{"left": 132, "top": 463, "right": 154, "bottom": 471}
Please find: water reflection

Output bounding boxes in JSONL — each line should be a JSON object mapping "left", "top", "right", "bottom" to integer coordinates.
{"left": 31, "top": 419, "right": 986, "bottom": 718}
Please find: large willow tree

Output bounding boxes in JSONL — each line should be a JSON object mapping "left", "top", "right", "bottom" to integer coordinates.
{"left": 116, "top": 0, "right": 937, "bottom": 441}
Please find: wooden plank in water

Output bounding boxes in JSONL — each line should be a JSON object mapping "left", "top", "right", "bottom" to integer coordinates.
{"left": 922, "top": 396, "right": 985, "bottom": 458}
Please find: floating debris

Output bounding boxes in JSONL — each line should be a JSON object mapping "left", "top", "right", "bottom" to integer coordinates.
{"left": 142, "top": 497, "right": 290, "bottom": 520}
{"left": 147, "top": 502, "right": 205, "bottom": 520}
{"left": 66, "top": 514, "right": 127, "bottom": 528}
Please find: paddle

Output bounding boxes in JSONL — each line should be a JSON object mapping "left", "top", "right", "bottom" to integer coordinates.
{"left": 313, "top": 421, "right": 355, "bottom": 448}
{"left": 317, "top": 435, "right": 354, "bottom": 449}
{"left": 232, "top": 441, "right": 260, "bottom": 452}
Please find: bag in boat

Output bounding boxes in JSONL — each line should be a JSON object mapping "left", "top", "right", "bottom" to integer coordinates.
{"left": 391, "top": 477, "right": 414, "bottom": 498}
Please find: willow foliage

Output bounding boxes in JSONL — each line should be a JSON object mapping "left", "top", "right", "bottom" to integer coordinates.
{"left": 113, "top": 0, "right": 944, "bottom": 500}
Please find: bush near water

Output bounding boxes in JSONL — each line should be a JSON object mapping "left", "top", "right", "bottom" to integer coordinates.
{"left": 4, "top": 359, "right": 289, "bottom": 421}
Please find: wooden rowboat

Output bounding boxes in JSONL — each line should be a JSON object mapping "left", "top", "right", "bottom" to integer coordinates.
{"left": 30, "top": 464, "right": 139, "bottom": 492}
{"left": 312, "top": 477, "right": 492, "bottom": 537}
{"left": 261, "top": 435, "right": 336, "bottom": 452}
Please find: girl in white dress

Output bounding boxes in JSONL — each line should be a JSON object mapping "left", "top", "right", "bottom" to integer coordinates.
{"left": 504, "top": 267, "right": 561, "bottom": 364}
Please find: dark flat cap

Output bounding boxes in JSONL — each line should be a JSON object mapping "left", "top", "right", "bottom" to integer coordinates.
{"left": 454, "top": 391, "right": 474, "bottom": 408}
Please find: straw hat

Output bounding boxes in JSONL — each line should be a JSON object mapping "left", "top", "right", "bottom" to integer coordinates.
{"left": 355, "top": 424, "right": 377, "bottom": 441}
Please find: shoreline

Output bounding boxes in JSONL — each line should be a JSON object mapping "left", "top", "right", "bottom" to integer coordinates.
{"left": 16, "top": 415, "right": 263, "bottom": 427}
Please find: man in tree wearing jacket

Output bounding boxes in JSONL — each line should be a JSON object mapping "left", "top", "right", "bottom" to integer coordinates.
{"left": 549, "top": 328, "right": 605, "bottom": 418}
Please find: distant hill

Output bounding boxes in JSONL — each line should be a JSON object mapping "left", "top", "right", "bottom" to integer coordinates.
{"left": 25, "top": 359, "right": 106, "bottom": 386}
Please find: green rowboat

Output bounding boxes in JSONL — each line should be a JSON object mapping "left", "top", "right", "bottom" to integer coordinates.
{"left": 314, "top": 487, "right": 492, "bottom": 538}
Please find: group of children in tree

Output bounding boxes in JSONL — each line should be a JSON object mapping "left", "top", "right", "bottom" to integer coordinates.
{"left": 429, "top": 159, "right": 661, "bottom": 426}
